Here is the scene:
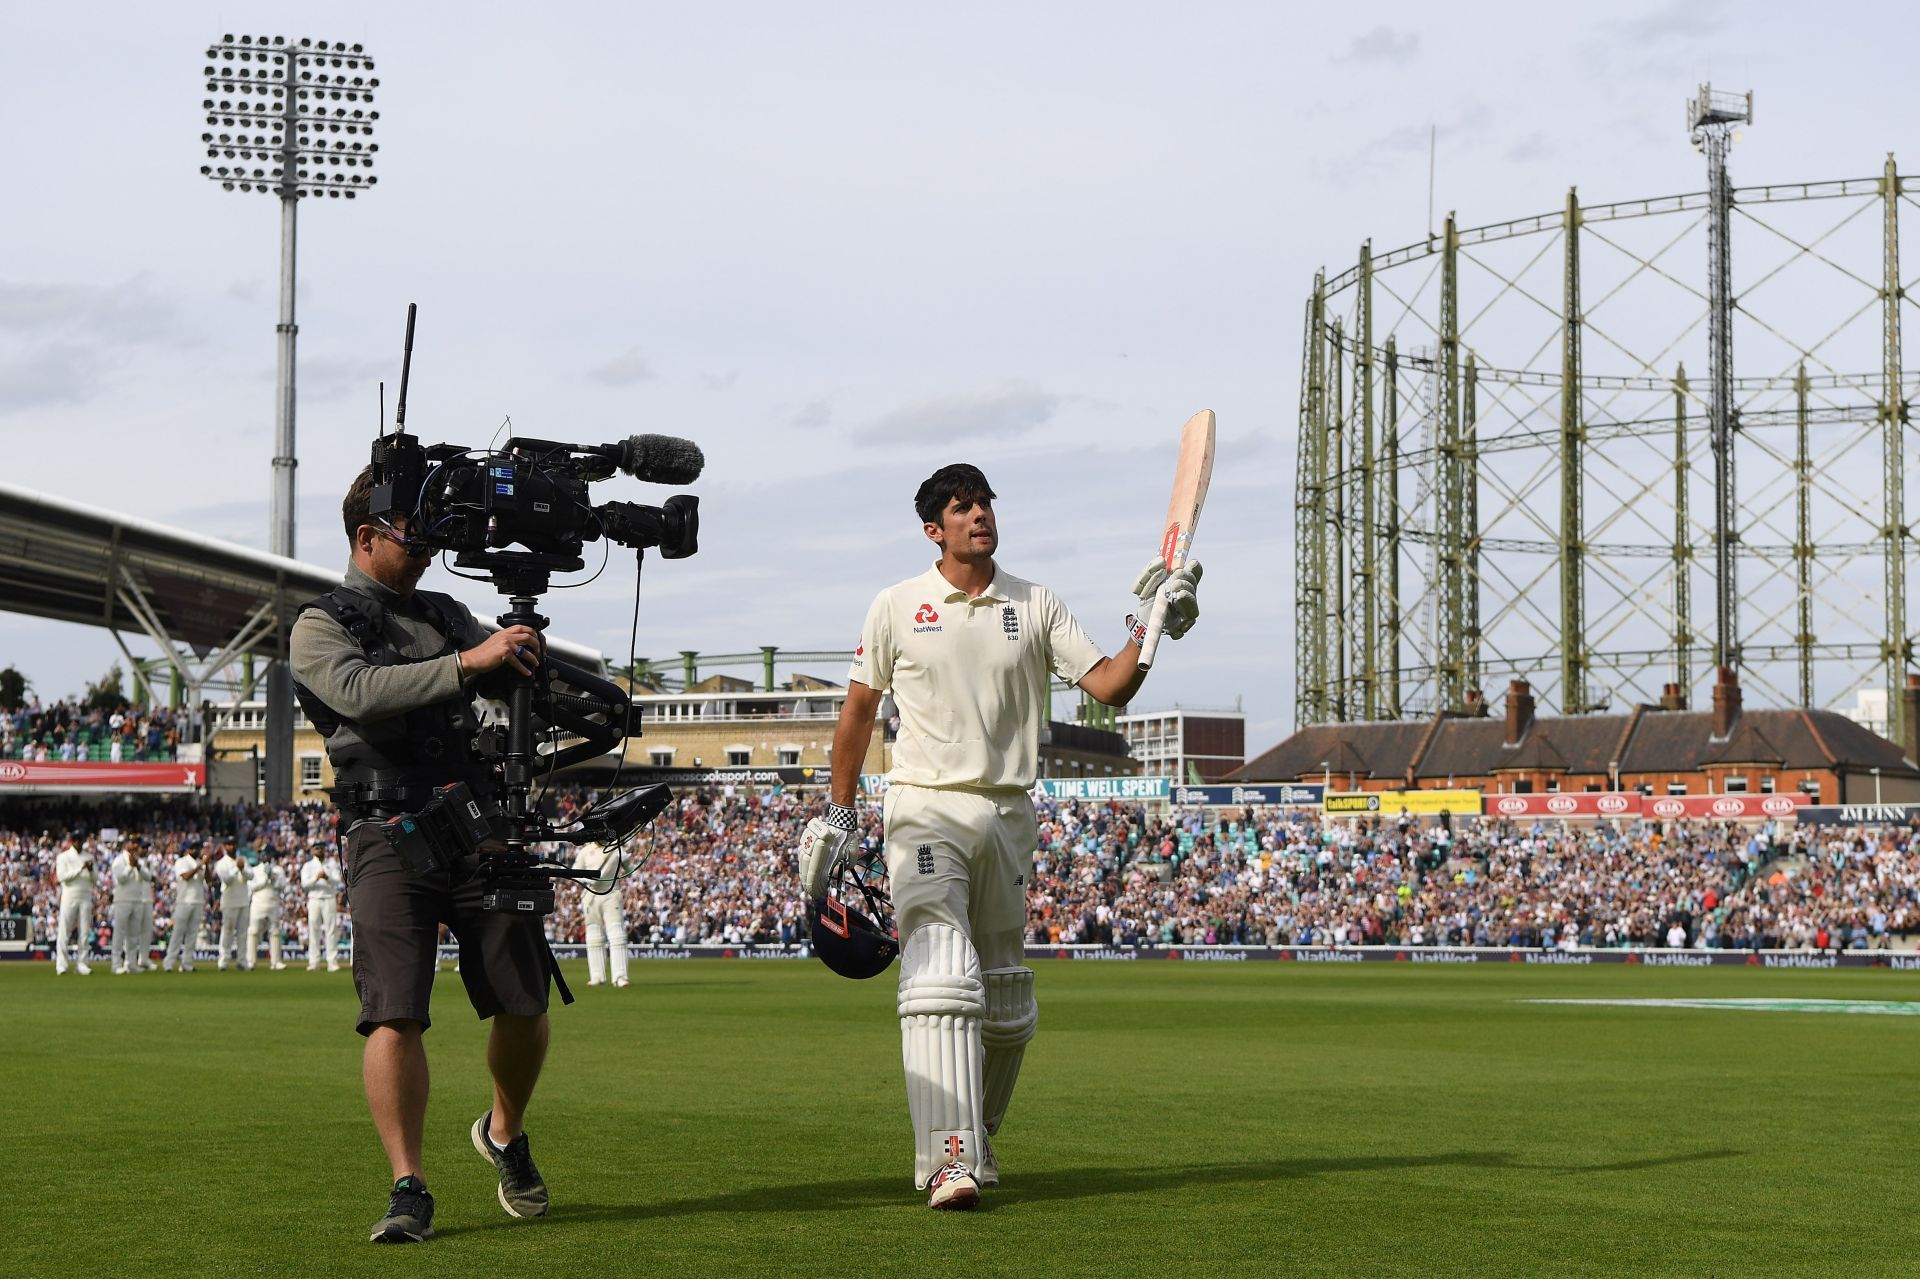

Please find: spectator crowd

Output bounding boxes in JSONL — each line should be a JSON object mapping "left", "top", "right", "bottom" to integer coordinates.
{"left": 1, "top": 699, "right": 187, "bottom": 763}
{"left": 5, "top": 789, "right": 1920, "bottom": 962}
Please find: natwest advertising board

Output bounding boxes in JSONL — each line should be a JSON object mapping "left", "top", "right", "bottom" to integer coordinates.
{"left": 0, "top": 760, "right": 203, "bottom": 794}
{"left": 1485, "top": 792, "right": 1642, "bottom": 819}
{"left": 1643, "top": 792, "right": 1808, "bottom": 820}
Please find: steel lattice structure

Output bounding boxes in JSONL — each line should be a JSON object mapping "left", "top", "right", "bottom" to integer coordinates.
{"left": 1295, "top": 87, "right": 1919, "bottom": 741}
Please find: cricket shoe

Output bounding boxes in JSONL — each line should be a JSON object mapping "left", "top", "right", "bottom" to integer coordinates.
{"left": 368, "top": 1175, "right": 434, "bottom": 1243}
{"left": 976, "top": 1133, "right": 1000, "bottom": 1188}
{"left": 472, "top": 1112, "right": 550, "bottom": 1218}
{"left": 76, "top": 962, "right": 92, "bottom": 975}
{"left": 926, "top": 1160, "right": 980, "bottom": 1211}
{"left": 612, "top": 976, "right": 630, "bottom": 988}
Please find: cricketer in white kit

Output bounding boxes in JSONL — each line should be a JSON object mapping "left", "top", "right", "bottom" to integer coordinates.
{"left": 163, "top": 839, "right": 211, "bottom": 971}
{"left": 798, "top": 463, "right": 1202, "bottom": 1210}
{"left": 302, "top": 846, "right": 344, "bottom": 971}
{"left": 248, "top": 853, "right": 290, "bottom": 970}
{"left": 213, "top": 843, "right": 253, "bottom": 971}
{"left": 573, "top": 842, "right": 630, "bottom": 988}
{"left": 52, "top": 837, "right": 96, "bottom": 975}
{"left": 109, "top": 840, "right": 157, "bottom": 974}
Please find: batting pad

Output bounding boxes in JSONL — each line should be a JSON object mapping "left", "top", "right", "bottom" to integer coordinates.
{"left": 897, "top": 923, "right": 986, "bottom": 1189}
{"left": 981, "top": 966, "right": 1037, "bottom": 1136}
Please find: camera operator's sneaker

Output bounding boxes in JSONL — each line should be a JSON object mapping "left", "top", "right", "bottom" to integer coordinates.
{"left": 977, "top": 1133, "right": 1000, "bottom": 1188}
{"left": 368, "top": 1175, "right": 434, "bottom": 1243}
{"left": 472, "top": 1112, "right": 549, "bottom": 1218}
{"left": 926, "top": 1159, "right": 980, "bottom": 1211}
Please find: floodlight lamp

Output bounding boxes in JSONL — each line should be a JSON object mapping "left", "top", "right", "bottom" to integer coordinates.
{"left": 239, "top": 34, "right": 252, "bottom": 44}
{"left": 300, "top": 37, "right": 311, "bottom": 46}
{"left": 222, "top": 181, "right": 235, "bottom": 190}
{"left": 200, "top": 164, "right": 211, "bottom": 174}
{"left": 223, "top": 32, "right": 234, "bottom": 40}
{"left": 350, "top": 42, "right": 362, "bottom": 52}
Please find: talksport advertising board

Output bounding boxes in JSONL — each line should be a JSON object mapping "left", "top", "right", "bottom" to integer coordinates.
{"left": 1323, "top": 789, "right": 1483, "bottom": 816}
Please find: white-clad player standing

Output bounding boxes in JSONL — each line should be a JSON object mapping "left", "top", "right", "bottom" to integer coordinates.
{"left": 212, "top": 841, "right": 253, "bottom": 971}
{"left": 301, "top": 843, "right": 344, "bottom": 971}
{"left": 799, "top": 463, "right": 1202, "bottom": 1210}
{"left": 246, "top": 850, "right": 290, "bottom": 970}
{"left": 574, "top": 841, "right": 630, "bottom": 988}
{"left": 51, "top": 836, "right": 96, "bottom": 976}
{"left": 162, "top": 838, "right": 211, "bottom": 971}
{"left": 108, "top": 838, "right": 155, "bottom": 974}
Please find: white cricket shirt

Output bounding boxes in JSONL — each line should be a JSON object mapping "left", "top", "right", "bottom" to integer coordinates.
{"left": 55, "top": 847, "right": 93, "bottom": 896}
{"left": 173, "top": 854, "right": 206, "bottom": 905}
{"left": 849, "top": 563, "right": 1105, "bottom": 792}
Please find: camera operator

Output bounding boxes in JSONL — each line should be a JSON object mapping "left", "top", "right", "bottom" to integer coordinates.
{"left": 290, "top": 466, "right": 563, "bottom": 1245}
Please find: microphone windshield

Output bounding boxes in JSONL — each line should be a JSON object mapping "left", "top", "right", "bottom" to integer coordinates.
{"left": 619, "top": 434, "right": 705, "bottom": 484}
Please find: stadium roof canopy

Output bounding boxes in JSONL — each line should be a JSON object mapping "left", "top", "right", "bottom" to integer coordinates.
{"left": 0, "top": 481, "right": 607, "bottom": 702}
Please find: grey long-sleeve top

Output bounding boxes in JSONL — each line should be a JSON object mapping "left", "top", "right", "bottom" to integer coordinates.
{"left": 288, "top": 562, "right": 481, "bottom": 759}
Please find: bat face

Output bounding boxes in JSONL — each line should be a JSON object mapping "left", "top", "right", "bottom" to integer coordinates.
{"left": 1136, "top": 409, "right": 1216, "bottom": 671}
{"left": 1159, "top": 409, "right": 1216, "bottom": 571}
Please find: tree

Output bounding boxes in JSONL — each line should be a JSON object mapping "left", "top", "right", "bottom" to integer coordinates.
{"left": 84, "top": 665, "right": 129, "bottom": 714}
{"left": 0, "top": 666, "right": 26, "bottom": 712}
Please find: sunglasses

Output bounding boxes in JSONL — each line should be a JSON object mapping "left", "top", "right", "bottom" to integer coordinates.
{"left": 370, "top": 522, "right": 432, "bottom": 559}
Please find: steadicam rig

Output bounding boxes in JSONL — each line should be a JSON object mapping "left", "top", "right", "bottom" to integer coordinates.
{"left": 363, "top": 303, "right": 702, "bottom": 914}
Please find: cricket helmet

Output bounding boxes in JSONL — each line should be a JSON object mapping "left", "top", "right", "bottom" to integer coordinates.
{"left": 808, "top": 855, "right": 898, "bottom": 980}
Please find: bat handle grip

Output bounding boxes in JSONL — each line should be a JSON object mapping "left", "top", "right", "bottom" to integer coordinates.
{"left": 1136, "top": 580, "right": 1172, "bottom": 672}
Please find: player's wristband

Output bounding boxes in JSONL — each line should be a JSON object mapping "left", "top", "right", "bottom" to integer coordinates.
{"left": 1124, "top": 613, "right": 1148, "bottom": 648}
{"left": 823, "top": 801, "right": 858, "bottom": 833}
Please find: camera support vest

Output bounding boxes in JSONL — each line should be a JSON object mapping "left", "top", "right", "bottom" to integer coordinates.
{"left": 291, "top": 586, "right": 493, "bottom": 806}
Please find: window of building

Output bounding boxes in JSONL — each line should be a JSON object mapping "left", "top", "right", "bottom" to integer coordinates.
{"left": 1724, "top": 775, "right": 1748, "bottom": 793}
{"left": 254, "top": 756, "right": 266, "bottom": 797}
{"left": 649, "top": 748, "right": 674, "bottom": 767}
{"left": 777, "top": 747, "right": 800, "bottom": 766}
{"left": 299, "top": 756, "right": 323, "bottom": 790}
{"left": 1760, "top": 775, "right": 1776, "bottom": 793}
{"left": 727, "top": 748, "right": 751, "bottom": 767}
{"left": 1665, "top": 782, "right": 1689, "bottom": 796}
{"left": 1546, "top": 779, "right": 1561, "bottom": 793}
{"left": 1800, "top": 779, "right": 1822, "bottom": 801}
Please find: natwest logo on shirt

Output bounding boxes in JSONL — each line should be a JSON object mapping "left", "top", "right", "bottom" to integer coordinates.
{"left": 914, "top": 604, "right": 939, "bottom": 624}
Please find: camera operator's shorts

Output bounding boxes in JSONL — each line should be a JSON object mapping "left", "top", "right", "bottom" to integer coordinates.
{"left": 344, "top": 819, "right": 559, "bottom": 1036}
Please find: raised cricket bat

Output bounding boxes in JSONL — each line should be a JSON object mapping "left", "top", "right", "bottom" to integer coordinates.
{"left": 1137, "top": 409, "right": 1216, "bottom": 671}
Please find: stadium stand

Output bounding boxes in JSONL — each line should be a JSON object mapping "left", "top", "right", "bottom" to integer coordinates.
{"left": 5, "top": 789, "right": 1920, "bottom": 958}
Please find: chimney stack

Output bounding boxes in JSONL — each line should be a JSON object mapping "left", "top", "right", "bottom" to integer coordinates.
{"left": 1462, "top": 688, "right": 1489, "bottom": 718}
{"left": 1711, "top": 666, "right": 1742, "bottom": 739}
{"left": 1504, "top": 678, "right": 1535, "bottom": 747}
{"left": 1659, "top": 681, "right": 1687, "bottom": 711}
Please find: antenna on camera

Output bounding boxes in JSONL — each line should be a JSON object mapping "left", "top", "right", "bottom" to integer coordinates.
{"left": 378, "top": 381, "right": 386, "bottom": 443}
{"left": 394, "top": 302, "right": 417, "bottom": 433}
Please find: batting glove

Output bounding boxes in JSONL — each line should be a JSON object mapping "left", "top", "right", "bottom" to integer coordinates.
{"left": 799, "top": 801, "right": 860, "bottom": 900}
{"left": 1125, "top": 557, "right": 1204, "bottom": 644}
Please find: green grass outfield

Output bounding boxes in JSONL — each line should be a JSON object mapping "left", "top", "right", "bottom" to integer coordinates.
{"left": 6, "top": 958, "right": 1918, "bottom": 1278}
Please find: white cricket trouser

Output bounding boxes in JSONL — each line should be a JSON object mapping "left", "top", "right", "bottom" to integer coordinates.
{"left": 135, "top": 901, "right": 155, "bottom": 967}
{"left": 306, "top": 896, "right": 339, "bottom": 968}
{"left": 884, "top": 785, "right": 1039, "bottom": 1185}
{"left": 57, "top": 891, "right": 92, "bottom": 967}
{"left": 247, "top": 899, "right": 283, "bottom": 966}
{"left": 219, "top": 900, "right": 252, "bottom": 967}
{"left": 165, "top": 900, "right": 205, "bottom": 969}
{"left": 111, "top": 900, "right": 141, "bottom": 971}
{"left": 882, "top": 785, "right": 1033, "bottom": 972}
{"left": 582, "top": 892, "right": 628, "bottom": 984}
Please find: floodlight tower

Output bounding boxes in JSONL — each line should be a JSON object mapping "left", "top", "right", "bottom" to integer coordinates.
{"left": 200, "top": 33, "right": 379, "bottom": 803}
{"left": 1688, "top": 83, "right": 1751, "bottom": 688}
